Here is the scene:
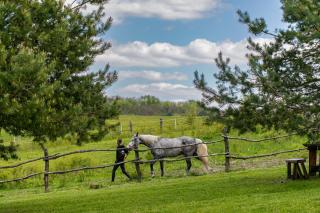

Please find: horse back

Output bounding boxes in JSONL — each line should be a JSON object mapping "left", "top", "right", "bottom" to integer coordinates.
{"left": 153, "top": 137, "right": 197, "bottom": 158}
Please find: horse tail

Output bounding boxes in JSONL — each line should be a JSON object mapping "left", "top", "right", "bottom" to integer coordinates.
{"left": 196, "top": 139, "right": 210, "bottom": 172}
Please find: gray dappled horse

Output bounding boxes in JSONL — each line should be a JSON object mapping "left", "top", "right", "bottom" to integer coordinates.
{"left": 127, "top": 133, "right": 210, "bottom": 177}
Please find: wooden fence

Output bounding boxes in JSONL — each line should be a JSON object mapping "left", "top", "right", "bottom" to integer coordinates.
{"left": 0, "top": 129, "right": 307, "bottom": 192}
{"left": 117, "top": 117, "right": 196, "bottom": 134}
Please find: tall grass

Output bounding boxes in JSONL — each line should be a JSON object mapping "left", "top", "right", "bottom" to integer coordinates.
{"left": 0, "top": 115, "right": 308, "bottom": 191}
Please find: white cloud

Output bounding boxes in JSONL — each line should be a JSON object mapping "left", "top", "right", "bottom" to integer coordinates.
{"left": 119, "top": 70, "right": 188, "bottom": 81}
{"left": 67, "top": 0, "right": 221, "bottom": 23}
{"left": 110, "top": 0, "right": 220, "bottom": 22}
{"left": 96, "top": 38, "right": 273, "bottom": 68}
{"left": 114, "top": 82, "right": 202, "bottom": 101}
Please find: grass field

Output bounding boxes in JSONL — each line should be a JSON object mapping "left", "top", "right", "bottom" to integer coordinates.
{"left": 1, "top": 167, "right": 319, "bottom": 213}
{"left": 0, "top": 115, "right": 313, "bottom": 212}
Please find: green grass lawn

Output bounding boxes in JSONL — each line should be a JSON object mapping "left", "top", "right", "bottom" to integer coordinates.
{"left": 0, "top": 115, "right": 308, "bottom": 191}
{"left": 0, "top": 115, "right": 313, "bottom": 212}
{"left": 1, "top": 167, "right": 319, "bottom": 213}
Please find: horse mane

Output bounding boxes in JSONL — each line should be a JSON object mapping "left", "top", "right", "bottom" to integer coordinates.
{"left": 139, "top": 134, "right": 159, "bottom": 145}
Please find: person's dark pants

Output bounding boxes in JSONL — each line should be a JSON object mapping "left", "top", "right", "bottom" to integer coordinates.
{"left": 111, "top": 161, "right": 131, "bottom": 182}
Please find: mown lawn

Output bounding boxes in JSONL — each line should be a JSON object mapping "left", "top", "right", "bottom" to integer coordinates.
{"left": 0, "top": 115, "right": 309, "bottom": 192}
{"left": 1, "top": 167, "right": 319, "bottom": 213}
{"left": 0, "top": 115, "right": 312, "bottom": 212}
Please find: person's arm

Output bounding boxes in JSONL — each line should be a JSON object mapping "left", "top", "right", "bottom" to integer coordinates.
{"left": 124, "top": 147, "right": 129, "bottom": 159}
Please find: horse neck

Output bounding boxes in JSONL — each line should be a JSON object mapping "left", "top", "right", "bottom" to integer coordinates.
{"left": 139, "top": 135, "right": 157, "bottom": 148}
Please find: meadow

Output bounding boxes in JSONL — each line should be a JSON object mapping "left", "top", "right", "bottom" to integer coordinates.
{"left": 0, "top": 115, "right": 311, "bottom": 212}
{"left": 1, "top": 167, "right": 319, "bottom": 213}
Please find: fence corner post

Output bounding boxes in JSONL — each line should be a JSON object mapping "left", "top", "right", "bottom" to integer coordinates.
{"left": 40, "top": 143, "right": 49, "bottom": 192}
{"left": 134, "top": 141, "right": 142, "bottom": 182}
{"left": 119, "top": 123, "right": 123, "bottom": 134}
{"left": 223, "top": 127, "right": 230, "bottom": 172}
{"left": 160, "top": 118, "right": 163, "bottom": 134}
{"left": 129, "top": 121, "right": 133, "bottom": 133}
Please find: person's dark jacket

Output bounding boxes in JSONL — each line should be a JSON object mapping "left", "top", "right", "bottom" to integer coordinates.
{"left": 116, "top": 145, "right": 128, "bottom": 162}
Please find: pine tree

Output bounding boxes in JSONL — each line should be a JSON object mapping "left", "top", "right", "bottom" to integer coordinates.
{"left": 0, "top": 0, "right": 119, "bottom": 158}
{"left": 194, "top": 0, "right": 320, "bottom": 141}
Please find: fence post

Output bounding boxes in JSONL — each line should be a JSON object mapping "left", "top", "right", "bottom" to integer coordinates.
{"left": 160, "top": 118, "right": 163, "bottom": 134}
{"left": 223, "top": 127, "right": 230, "bottom": 172}
{"left": 174, "top": 119, "right": 177, "bottom": 129}
{"left": 119, "top": 123, "right": 123, "bottom": 134}
{"left": 129, "top": 121, "right": 133, "bottom": 133}
{"left": 134, "top": 141, "right": 142, "bottom": 182}
{"left": 40, "top": 144, "right": 49, "bottom": 192}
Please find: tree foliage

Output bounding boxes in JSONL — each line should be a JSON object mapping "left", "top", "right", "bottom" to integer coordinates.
{"left": 194, "top": 0, "right": 320, "bottom": 141}
{"left": 0, "top": 0, "right": 119, "bottom": 158}
{"left": 117, "top": 96, "right": 205, "bottom": 116}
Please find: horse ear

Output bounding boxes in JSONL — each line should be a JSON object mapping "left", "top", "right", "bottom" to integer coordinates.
{"left": 135, "top": 132, "right": 139, "bottom": 137}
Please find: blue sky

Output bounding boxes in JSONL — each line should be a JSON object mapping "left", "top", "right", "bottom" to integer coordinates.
{"left": 88, "top": 0, "right": 286, "bottom": 101}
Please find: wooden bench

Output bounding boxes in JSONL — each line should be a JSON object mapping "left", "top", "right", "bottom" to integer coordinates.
{"left": 286, "top": 158, "right": 308, "bottom": 179}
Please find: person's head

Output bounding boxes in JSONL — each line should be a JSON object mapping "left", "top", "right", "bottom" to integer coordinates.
{"left": 117, "top": 138, "right": 123, "bottom": 146}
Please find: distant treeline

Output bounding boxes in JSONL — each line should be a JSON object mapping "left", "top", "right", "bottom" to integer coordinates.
{"left": 114, "top": 95, "right": 207, "bottom": 116}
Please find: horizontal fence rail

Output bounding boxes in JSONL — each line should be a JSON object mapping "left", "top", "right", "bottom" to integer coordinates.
{"left": 0, "top": 154, "right": 61, "bottom": 169}
{"left": 0, "top": 153, "right": 227, "bottom": 184}
{"left": 0, "top": 140, "right": 224, "bottom": 170}
{"left": 46, "top": 160, "right": 136, "bottom": 175}
{"left": 0, "top": 157, "right": 44, "bottom": 169}
{"left": 45, "top": 140, "right": 225, "bottom": 159}
{"left": 0, "top": 172, "right": 43, "bottom": 183}
{"left": 225, "top": 133, "right": 298, "bottom": 143}
{"left": 136, "top": 153, "right": 227, "bottom": 164}
{"left": 0, "top": 128, "right": 307, "bottom": 192}
{"left": 47, "top": 148, "right": 130, "bottom": 160}
{"left": 230, "top": 148, "right": 307, "bottom": 160}
{"left": 116, "top": 117, "right": 206, "bottom": 135}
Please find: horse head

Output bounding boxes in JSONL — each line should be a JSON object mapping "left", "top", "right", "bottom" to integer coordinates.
{"left": 127, "top": 132, "right": 141, "bottom": 151}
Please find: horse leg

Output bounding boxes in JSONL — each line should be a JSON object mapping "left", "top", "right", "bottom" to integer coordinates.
{"left": 185, "top": 159, "right": 192, "bottom": 175}
{"left": 202, "top": 159, "right": 210, "bottom": 172}
{"left": 150, "top": 160, "right": 155, "bottom": 177}
{"left": 160, "top": 160, "right": 164, "bottom": 176}
{"left": 197, "top": 142, "right": 211, "bottom": 172}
